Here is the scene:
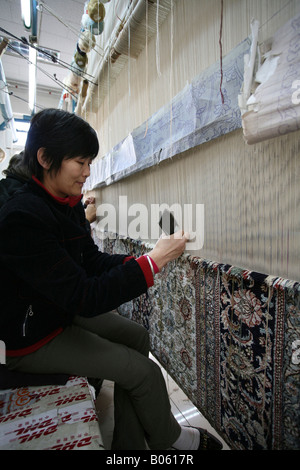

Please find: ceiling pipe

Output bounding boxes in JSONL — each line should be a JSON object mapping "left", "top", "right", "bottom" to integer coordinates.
{"left": 79, "top": 0, "right": 140, "bottom": 114}
{"left": 79, "top": 0, "right": 173, "bottom": 115}
{"left": 0, "top": 59, "right": 18, "bottom": 143}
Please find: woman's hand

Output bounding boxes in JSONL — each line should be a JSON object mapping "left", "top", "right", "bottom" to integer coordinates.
{"left": 147, "top": 230, "right": 189, "bottom": 271}
{"left": 85, "top": 203, "right": 96, "bottom": 223}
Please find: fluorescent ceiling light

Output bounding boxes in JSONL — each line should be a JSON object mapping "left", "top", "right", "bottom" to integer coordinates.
{"left": 21, "top": 0, "right": 32, "bottom": 29}
{"left": 28, "top": 46, "right": 36, "bottom": 112}
{"left": 15, "top": 119, "right": 30, "bottom": 147}
{"left": 3, "top": 39, "right": 60, "bottom": 64}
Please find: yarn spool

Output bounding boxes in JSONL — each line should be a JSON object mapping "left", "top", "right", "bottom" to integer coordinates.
{"left": 78, "top": 29, "right": 96, "bottom": 53}
{"left": 65, "top": 72, "right": 81, "bottom": 94}
{"left": 87, "top": 0, "right": 106, "bottom": 23}
{"left": 70, "top": 60, "right": 86, "bottom": 78}
{"left": 81, "top": 79, "right": 89, "bottom": 99}
{"left": 0, "top": 38, "right": 9, "bottom": 58}
{"left": 0, "top": 148, "right": 5, "bottom": 163}
{"left": 81, "top": 13, "right": 104, "bottom": 35}
{"left": 74, "top": 47, "right": 88, "bottom": 69}
{"left": 63, "top": 74, "right": 78, "bottom": 96}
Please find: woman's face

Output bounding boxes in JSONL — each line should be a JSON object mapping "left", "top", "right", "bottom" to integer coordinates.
{"left": 43, "top": 156, "right": 92, "bottom": 198}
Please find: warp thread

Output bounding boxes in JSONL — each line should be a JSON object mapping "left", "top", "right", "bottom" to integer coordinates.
{"left": 219, "top": 0, "right": 224, "bottom": 104}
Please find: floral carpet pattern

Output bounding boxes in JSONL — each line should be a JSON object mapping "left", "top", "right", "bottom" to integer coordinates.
{"left": 94, "top": 233, "right": 300, "bottom": 450}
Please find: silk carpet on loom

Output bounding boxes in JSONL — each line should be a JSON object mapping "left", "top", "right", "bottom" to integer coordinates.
{"left": 94, "top": 233, "right": 300, "bottom": 450}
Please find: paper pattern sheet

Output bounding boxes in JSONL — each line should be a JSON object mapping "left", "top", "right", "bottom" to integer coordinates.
{"left": 241, "top": 13, "right": 300, "bottom": 144}
{"left": 84, "top": 37, "right": 251, "bottom": 190}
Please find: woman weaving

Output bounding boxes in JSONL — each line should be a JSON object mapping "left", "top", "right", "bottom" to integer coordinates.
{"left": 0, "top": 108, "right": 222, "bottom": 450}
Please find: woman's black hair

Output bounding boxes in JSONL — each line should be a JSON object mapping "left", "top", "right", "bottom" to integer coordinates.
{"left": 23, "top": 108, "right": 99, "bottom": 181}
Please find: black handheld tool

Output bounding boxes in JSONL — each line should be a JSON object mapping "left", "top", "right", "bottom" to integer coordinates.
{"left": 159, "top": 209, "right": 176, "bottom": 235}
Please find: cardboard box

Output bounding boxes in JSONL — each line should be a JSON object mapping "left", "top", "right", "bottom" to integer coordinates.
{"left": 0, "top": 376, "right": 104, "bottom": 450}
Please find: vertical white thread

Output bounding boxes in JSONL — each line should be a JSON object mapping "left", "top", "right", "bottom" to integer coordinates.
{"left": 156, "top": 0, "right": 161, "bottom": 77}
{"left": 128, "top": 20, "right": 131, "bottom": 98}
{"left": 169, "top": 0, "right": 174, "bottom": 157}
{"left": 108, "top": 49, "right": 111, "bottom": 151}
{"left": 144, "top": 0, "right": 149, "bottom": 137}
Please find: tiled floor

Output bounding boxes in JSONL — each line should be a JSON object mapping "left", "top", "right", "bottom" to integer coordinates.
{"left": 95, "top": 354, "right": 230, "bottom": 450}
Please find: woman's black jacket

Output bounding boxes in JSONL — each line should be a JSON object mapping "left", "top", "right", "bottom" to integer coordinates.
{"left": 0, "top": 179, "right": 148, "bottom": 353}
